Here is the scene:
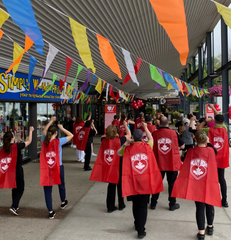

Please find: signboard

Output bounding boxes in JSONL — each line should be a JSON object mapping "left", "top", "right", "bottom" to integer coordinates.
{"left": 160, "top": 98, "right": 180, "bottom": 105}
{"left": 206, "top": 104, "right": 214, "bottom": 118}
{"left": 0, "top": 69, "right": 75, "bottom": 102}
{"left": 105, "top": 105, "right": 116, "bottom": 132}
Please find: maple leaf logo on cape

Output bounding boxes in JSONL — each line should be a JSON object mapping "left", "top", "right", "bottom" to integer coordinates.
{"left": 75, "top": 126, "right": 82, "bottom": 134}
{"left": 78, "top": 130, "right": 85, "bottom": 140}
{"left": 104, "top": 149, "right": 115, "bottom": 165}
{"left": 158, "top": 138, "right": 172, "bottom": 154}
{"left": 0, "top": 157, "right": 12, "bottom": 174}
{"left": 213, "top": 137, "right": 224, "bottom": 151}
{"left": 131, "top": 153, "right": 148, "bottom": 174}
{"left": 190, "top": 158, "right": 207, "bottom": 180}
{"left": 46, "top": 151, "right": 56, "bottom": 169}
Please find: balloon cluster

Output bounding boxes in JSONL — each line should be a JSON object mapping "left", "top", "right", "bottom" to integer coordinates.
{"left": 215, "top": 103, "right": 221, "bottom": 112}
{"left": 131, "top": 100, "right": 144, "bottom": 110}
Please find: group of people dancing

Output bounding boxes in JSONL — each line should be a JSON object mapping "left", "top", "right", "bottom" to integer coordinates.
{"left": 0, "top": 103, "right": 229, "bottom": 240}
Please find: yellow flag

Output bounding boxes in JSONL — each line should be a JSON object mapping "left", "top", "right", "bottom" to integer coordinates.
{"left": 214, "top": 2, "right": 231, "bottom": 29}
{"left": 0, "top": 9, "right": 9, "bottom": 28}
{"left": 167, "top": 83, "right": 173, "bottom": 90}
{"left": 95, "top": 78, "right": 102, "bottom": 94}
{"left": 68, "top": 17, "right": 96, "bottom": 73}
{"left": 12, "top": 42, "right": 24, "bottom": 77}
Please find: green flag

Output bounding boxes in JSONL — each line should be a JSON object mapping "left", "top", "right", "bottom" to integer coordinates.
{"left": 68, "top": 64, "right": 83, "bottom": 93}
{"left": 42, "top": 74, "right": 57, "bottom": 97}
{"left": 150, "top": 64, "right": 166, "bottom": 87}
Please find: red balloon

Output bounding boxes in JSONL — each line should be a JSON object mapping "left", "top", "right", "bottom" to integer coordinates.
{"left": 215, "top": 103, "right": 219, "bottom": 109}
{"left": 135, "top": 106, "right": 138, "bottom": 110}
{"left": 217, "top": 108, "right": 221, "bottom": 111}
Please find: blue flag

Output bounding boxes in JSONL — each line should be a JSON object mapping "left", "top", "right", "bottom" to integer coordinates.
{"left": 27, "top": 55, "right": 37, "bottom": 88}
{"left": 164, "top": 72, "right": 179, "bottom": 90}
{"left": 3, "top": 0, "right": 44, "bottom": 55}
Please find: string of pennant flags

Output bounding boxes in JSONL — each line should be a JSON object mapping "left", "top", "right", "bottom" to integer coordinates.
{"left": 0, "top": 0, "right": 230, "bottom": 103}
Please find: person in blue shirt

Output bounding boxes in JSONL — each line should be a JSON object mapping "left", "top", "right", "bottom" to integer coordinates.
{"left": 41, "top": 116, "right": 73, "bottom": 219}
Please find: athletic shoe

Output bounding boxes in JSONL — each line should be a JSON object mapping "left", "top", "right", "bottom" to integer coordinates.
{"left": 81, "top": 159, "right": 85, "bottom": 163}
{"left": 72, "top": 145, "right": 76, "bottom": 148}
{"left": 169, "top": 203, "right": 180, "bottom": 211}
{"left": 70, "top": 144, "right": 73, "bottom": 148}
{"left": 49, "top": 211, "right": 56, "bottom": 219}
{"left": 222, "top": 201, "right": 229, "bottom": 208}
{"left": 206, "top": 226, "right": 213, "bottom": 236}
{"left": 91, "top": 153, "right": 97, "bottom": 156}
{"left": 9, "top": 207, "right": 18, "bottom": 216}
{"left": 60, "top": 200, "right": 68, "bottom": 210}
{"left": 138, "top": 232, "right": 146, "bottom": 239}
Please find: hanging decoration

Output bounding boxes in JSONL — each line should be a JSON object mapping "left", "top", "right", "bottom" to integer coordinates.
{"left": 85, "top": 75, "right": 97, "bottom": 95}
{"left": 27, "top": 55, "right": 37, "bottom": 88}
{"left": 0, "top": 29, "right": 3, "bottom": 39}
{"left": 150, "top": 65, "right": 166, "bottom": 87}
{"left": 68, "top": 17, "right": 96, "bottom": 73}
{"left": 106, "top": 83, "right": 109, "bottom": 101}
{"left": 0, "top": 8, "right": 9, "bottom": 28}
{"left": 97, "top": 34, "right": 122, "bottom": 79}
{"left": 149, "top": 0, "right": 189, "bottom": 65}
{"left": 109, "top": 85, "right": 116, "bottom": 100}
{"left": 42, "top": 74, "right": 57, "bottom": 97}
{"left": 164, "top": 72, "right": 179, "bottom": 90}
{"left": 95, "top": 78, "right": 102, "bottom": 94}
{"left": 64, "top": 56, "right": 73, "bottom": 85}
{"left": 3, "top": 0, "right": 44, "bottom": 55}
{"left": 68, "top": 64, "right": 83, "bottom": 93}
{"left": 213, "top": 1, "right": 231, "bottom": 29}
{"left": 174, "top": 77, "right": 184, "bottom": 95}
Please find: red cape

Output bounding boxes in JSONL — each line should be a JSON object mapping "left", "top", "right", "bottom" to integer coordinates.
{"left": 122, "top": 142, "right": 164, "bottom": 197}
{"left": 140, "top": 124, "right": 156, "bottom": 143}
{"left": 112, "top": 120, "right": 120, "bottom": 127}
{"left": 152, "top": 128, "right": 182, "bottom": 171}
{"left": 73, "top": 122, "right": 85, "bottom": 145}
{"left": 40, "top": 139, "right": 61, "bottom": 186}
{"left": 90, "top": 138, "right": 121, "bottom": 183}
{"left": 0, "top": 144, "right": 17, "bottom": 189}
{"left": 135, "top": 118, "right": 143, "bottom": 129}
{"left": 75, "top": 127, "right": 90, "bottom": 151}
{"left": 208, "top": 127, "right": 229, "bottom": 168}
{"left": 119, "top": 121, "right": 127, "bottom": 137}
{"left": 171, "top": 147, "right": 221, "bottom": 207}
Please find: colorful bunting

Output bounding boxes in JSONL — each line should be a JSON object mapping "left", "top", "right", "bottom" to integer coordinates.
{"left": 174, "top": 77, "right": 184, "bottom": 95}
{"left": 109, "top": 85, "right": 116, "bottom": 100}
{"left": 0, "top": 29, "right": 3, "bottom": 39}
{"left": 6, "top": 35, "right": 34, "bottom": 75}
{"left": 27, "top": 55, "right": 37, "bottom": 88}
{"left": 10, "top": 42, "right": 24, "bottom": 78}
{"left": 149, "top": 0, "right": 189, "bottom": 65}
{"left": 184, "top": 82, "right": 191, "bottom": 94}
{"left": 3, "top": 0, "right": 44, "bottom": 55}
{"left": 214, "top": 1, "right": 231, "bottom": 30}
{"left": 59, "top": 79, "right": 64, "bottom": 91}
{"left": 42, "top": 74, "right": 57, "bottom": 97}
{"left": 95, "top": 78, "right": 102, "bottom": 94}
{"left": 85, "top": 75, "right": 96, "bottom": 95}
{"left": 122, "top": 48, "right": 139, "bottom": 86}
{"left": 182, "top": 81, "right": 189, "bottom": 94}
{"left": 97, "top": 34, "right": 122, "bottom": 79}
{"left": 106, "top": 83, "right": 109, "bottom": 101}
{"left": 116, "top": 90, "right": 120, "bottom": 103}
{"left": 150, "top": 65, "right": 166, "bottom": 87}
{"left": 119, "top": 90, "right": 127, "bottom": 101}
{"left": 64, "top": 56, "right": 73, "bottom": 84}
{"left": 164, "top": 72, "right": 179, "bottom": 90}
{"left": 68, "top": 64, "right": 83, "bottom": 93}
{"left": 155, "top": 83, "right": 162, "bottom": 89}
{"left": 0, "top": 8, "right": 9, "bottom": 28}
{"left": 167, "top": 83, "right": 173, "bottom": 90}
{"left": 68, "top": 17, "right": 96, "bottom": 73}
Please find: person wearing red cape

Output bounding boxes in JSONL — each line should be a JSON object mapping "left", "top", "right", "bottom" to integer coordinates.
{"left": 119, "top": 114, "right": 135, "bottom": 137}
{"left": 139, "top": 115, "right": 156, "bottom": 143}
{"left": 151, "top": 115, "right": 185, "bottom": 211}
{"left": 197, "top": 104, "right": 229, "bottom": 208}
{"left": 111, "top": 114, "right": 120, "bottom": 127}
{"left": 0, "top": 127, "right": 34, "bottom": 216}
{"left": 171, "top": 130, "right": 221, "bottom": 240}
{"left": 40, "top": 117, "right": 73, "bottom": 219}
{"left": 117, "top": 123, "right": 164, "bottom": 239}
{"left": 73, "top": 116, "right": 85, "bottom": 162}
{"left": 90, "top": 121, "right": 131, "bottom": 213}
{"left": 135, "top": 112, "right": 144, "bottom": 130}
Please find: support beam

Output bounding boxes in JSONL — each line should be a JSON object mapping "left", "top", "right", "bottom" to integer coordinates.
{"left": 29, "top": 102, "right": 37, "bottom": 161}
{"left": 198, "top": 46, "right": 203, "bottom": 118}
{"left": 206, "top": 32, "right": 213, "bottom": 103}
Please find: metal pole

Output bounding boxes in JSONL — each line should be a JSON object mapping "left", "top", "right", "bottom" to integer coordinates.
{"left": 183, "top": 73, "right": 186, "bottom": 117}
{"left": 207, "top": 32, "right": 212, "bottom": 103}
{"left": 198, "top": 46, "right": 203, "bottom": 118}
{"left": 192, "top": 57, "right": 196, "bottom": 73}
{"left": 185, "top": 68, "right": 190, "bottom": 114}
{"left": 29, "top": 102, "right": 37, "bottom": 161}
{"left": 221, "top": 17, "right": 229, "bottom": 137}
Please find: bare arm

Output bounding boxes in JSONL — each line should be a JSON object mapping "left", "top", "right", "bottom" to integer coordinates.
{"left": 128, "top": 119, "right": 135, "bottom": 125}
{"left": 87, "top": 112, "right": 92, "bottom": 121}
{"left": 124, "top": 120, "right": 131, "bottom": 140}
{"left": 142, "top": 122, "right": 153, "bottom": 145}
{"left": 91, "top": 121, "right": 98, "bottom": 135}
{"left": 43, "top": 116, "right": 56, "bottom": 135}
{"left": 58, "top": 124, "right": 73, "bottom": 142}
{"left": 208, "top": 103, "right": 218, "bottom": 116}
{"left": 197, "top": 118, "right": 212, "bottom": 131}
{"left": 24, "top": 126, "right": 34, "bottom": 147}
{"left": 117, "top": 138, "right": 133, "bottom": 156}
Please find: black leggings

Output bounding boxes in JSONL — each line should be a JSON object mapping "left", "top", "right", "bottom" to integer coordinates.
{"left": 218, "top": 168, "right": 227, "bottom": 202}
{"left": 195, "top": 202, "right": 214, "bottom": 230}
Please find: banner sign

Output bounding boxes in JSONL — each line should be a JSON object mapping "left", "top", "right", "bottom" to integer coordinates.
{"left": 206, "top": 104, "right": 214, "bottom": 118}
{"left": 0, "top": 69, "right": 75, "bottom": 102}
{"left": 105, "top": 105, "right": 116, "bottom": 132}
{"left": 160, "top": 97, "right": 180, "bottom": 105}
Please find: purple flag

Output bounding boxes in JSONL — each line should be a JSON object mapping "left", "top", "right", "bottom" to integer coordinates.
{"left": 33, "top": 67, "right": 45, "bottom": 94}
{"left": 155, "top": 83, "right": 161, "bottom": 89}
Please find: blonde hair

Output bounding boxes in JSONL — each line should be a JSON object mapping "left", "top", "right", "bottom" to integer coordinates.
{"left": 195, "top": 130, "right": 207, "bottom": 144}
{"left": 106, "top": 125, "right": 117, "bottom": 139}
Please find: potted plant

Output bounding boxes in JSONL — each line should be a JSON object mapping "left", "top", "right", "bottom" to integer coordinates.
{"left": 145, "top": 106, "right": 155, "bottom": 116}
{"left": 208, "top": 85, "right": 231, "bottom": 97}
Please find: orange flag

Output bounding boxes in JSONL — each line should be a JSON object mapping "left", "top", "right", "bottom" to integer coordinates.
{"left": 149, "top": 0, "right": 189, "bottom": 65}
{"left": 174, "top": 77, "right": 184, "bottom": 95}
{"left": 97, "top": 34, "right": 122, "bottom": 79}
{"left": 0, "top": 30, "right": 3, "bottom": 40}
{"left": 6, "top": 35, "right": 34, "bottom": 74}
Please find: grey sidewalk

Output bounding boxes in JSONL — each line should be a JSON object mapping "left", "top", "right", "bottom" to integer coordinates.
{"left": 1, "top": 135, "right": 231, "bottom": 240}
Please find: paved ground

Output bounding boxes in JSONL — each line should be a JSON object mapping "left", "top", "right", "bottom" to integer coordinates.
{"left": 1, "top": 133, "right": 231, "bottom": 240}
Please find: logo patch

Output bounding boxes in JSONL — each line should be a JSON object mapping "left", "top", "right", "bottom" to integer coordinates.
{"left": 104, "top": 149, "right": 115, "bottom": 165}
{"left": 78, "top": 130, "right": 85, "bottom": 141}
{"left": 190, "top": 158, "right": 207, "bottom": 180}
{"left": 75, "top": 126, "right": 82, "bottom": 134}
{"left": 158, "top": 138, "right": 172, "bottom": 154}
{"left": 213, "top": 137, "right": 224, "bottom": 151}
{"left": 46, "top": 151, "right": 56, "bottom": 169}
{"left": 131, "top": 153, "right": 148, "bottom": 174}
{"left": 142, "top": 132, "right": 148, "bottom": 143}
{"left": 0, "top": 157, "right": 12, "bottom": 174}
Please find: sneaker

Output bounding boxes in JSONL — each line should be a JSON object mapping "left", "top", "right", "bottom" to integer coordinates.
{"left": 222, "top": 201, "right": 229, "bottom": 208}
{"left": 60, "top": 200, "right": 68, "bottom": 210}
{"left": 107, "top": 206, "right": 117, "bottom": 213}
{"left": 9, "top": 207, "right": 18, "bottom": 216}
{"left": 91, "top": 153, "right": 97, "bottom": 156}
{"left": 197, "top": 233, "right": 205, "bottom": 240}
{"left": 138, "top": 232, "right": 146, "bottom": 239}
{"left": 49, "top": 211, "right": 56, "bottom": 219}
{"left": 70, "top": 144, "right": 73, "bottom": 148}
{"left": 169, "top": 203, "right": 180, "bottom": 211}
{"left": 150, "top": 204, "right": 156, "bottom": 210}
{"left": 72, "top": 145, "right": 76, "bottom": 148}
{"left": 206, "top": 226, "right": 213, "bottom": 236}
{"left": 81, "top": 159, "right": 85, "bottom": 163}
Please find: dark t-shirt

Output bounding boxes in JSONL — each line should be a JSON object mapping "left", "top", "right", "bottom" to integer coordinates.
{"left": 16, "top": 142, "right": 26, "bottom": 167}
{"left": 87, "top": 128, "right": 96, "bottom": 145}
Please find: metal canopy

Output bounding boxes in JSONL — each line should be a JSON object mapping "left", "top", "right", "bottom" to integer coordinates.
{"left": 0, "top": 0, "right": 230, "bottom": 98}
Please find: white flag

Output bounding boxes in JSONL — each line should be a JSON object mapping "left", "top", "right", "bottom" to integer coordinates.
{"left": 122, "top": 48, "right": 139, "bottom": 86}
{"left": 119, "top": 90, "right": 127, "bottom": 101}
{"left": 106, "top": 83, "right": 109, "bottom": 101}
{"left": 45, "top": 43, "right": 59, "bottom": 75}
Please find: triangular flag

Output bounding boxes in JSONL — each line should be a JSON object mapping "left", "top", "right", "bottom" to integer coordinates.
{"left": 155, "top": 83, "right": 162, "bottom": 89}
{"left": 149, "top": 0, "right": 189, "bottom": 65}
{"left": 59, "top": 79, "right": 64, "bottom": 91}
{"left": 68, "top": 17, "right": 95, "bottom": 73}
{"left": 164, "top": 72, "right": 179, "bottom": 90}
{"left": 97, "top": 34, "right": 122, "bottom": 79}
{"left": 68, "top": 64, "right": 83, "bottom": 93}
{"left": 95, "top": 78, "right": 102, "bottom": 94}
{"left": 85, "top": 75, "right": 97, "bottom": 95}
{"left": 150, "top": 64, "right": 166, "bottom": 87}
{"left": 0, "top": 29, "right": 3, "bottom": 39}
{"left": 106, "top": 83, "right": 109, "bottom": 101}
{"left": 168, "top": 83, "right": 173, "bottom": 90}
{"left": 122, "top": 48, "right": 139, "bottom": 86}
{"left": 174, "top": 77, "right": 184, "bottom": 95}
{"left": 64, "top": 56, "right": 73, "bottom": 84}
{"left": 194, "top": 87, "right": 199, "bottom": 97}
{"left": 0, "top": 9, "right": 9, "bottom": 28}
{"left": 119, "top": 90, "right": 127, "bottom": 101}
{"left": 42, "top": 74, "right": 57, "bottom": 97}
{"left": 27, "top": 55, "right": 37, "bottom": 88}
{"left": 109, "top": 85, "right": 116, "bottom": 100}
{"left": 214, "top": 1, "right": 231, "bottom": 29}
{"left": 6, "top": 35, "right": 34, "bottom": 75}
{"left": 182, "top": 81, "right": 189, "bottom": 94}
{"left": 10, "top": 42, "right": 24, "bottom": 77}
{"left": 184, "top": 82, "right": 191, "bottom": 93}
{"left": 116, "top": 90, "right": 120, "bottom": 102}
{"left": 204, "top": 89, "right": 209, "bottom": 94}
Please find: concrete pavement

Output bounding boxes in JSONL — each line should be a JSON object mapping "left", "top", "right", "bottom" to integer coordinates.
{"left": 1, "top": 134, "right": 231, "bottom": 240}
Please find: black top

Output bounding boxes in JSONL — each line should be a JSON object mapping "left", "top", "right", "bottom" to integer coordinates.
{"left": 158, "top": 127, "right": 185, "bottom": 147}
{"left": 68, "top": 120, "right": 75, "bottom": 133}
{"left": 16, "top": 142, "right": 26, "bottom": 167}
{"left": 87, "top": 128, "right": 96, "bottom": 145}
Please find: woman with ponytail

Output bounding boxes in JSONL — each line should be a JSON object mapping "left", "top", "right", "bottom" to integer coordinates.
{"left": 40, "top": 116, "right": 73, "bottom": 219}
{"left": 0, "top": 126, "right": 34, "bottom": 216}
